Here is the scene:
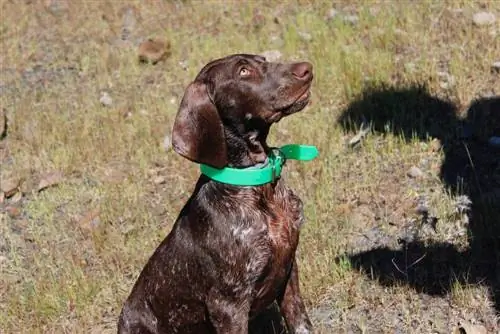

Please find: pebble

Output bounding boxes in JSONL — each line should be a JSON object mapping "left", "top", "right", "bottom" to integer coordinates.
{"left": 163, "top": 135, "right": 172, "bottom": 151}
{"left": 99, "top": 92, "right": 113, "bottom": 107}
{"left": 326, "top": 8, "right": 339, "bottom": 20}
{"left": 407, "top": 166, "right": 424, "bottom": 179}
{"left": 472, "top": 12, "right": 496, "bottom": 26}
{"left": 344, "top": 15, "right": 359, "bottom": 25}
{"left": 298, "top": 31, "right": 312, "bottom": 41}
{"left": 138, "top": 39, "right": 171, "bottom": 64}
{"left": 0, "top": 108, "right": 6, "bottom": 138}
{"left": 455, "top": 323, "right": 487, "bottom": 334}
{"left": 491, "top": 61, "right": 500, "bottom": 74}
{"left": 261, "top": 50, "right": 282, "bottom": 62}
{"left": 0, "top": 177, "right": 20, "bottom": 198}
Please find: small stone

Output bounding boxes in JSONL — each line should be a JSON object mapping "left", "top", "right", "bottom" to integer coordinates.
{"left": 404, "top": 62, "right": 416, "bottom": 73}
{"left": 99, "top": 92, "right": 113, "bottom": 107}
{"left": 491, "top": 61, "right": 500, "bottom": 74}
{"left": 0, "top": 108, "right": 6, "bottom": 139}
{"left": 326, "top": 8, "right": 339, "bottom": 20}
{"left": 138, "top": 38, "right": 171, "bottom": 64}
{"left": 343, "top": 14, "right": 359, "bottom": 25}
{"left": 430, "top": 138, "right": 442, "bottom": 152}
{"left": 407, "top": 166, "right": 424, "bottom": 178}
{"left": 1, "top": 177, "right": 20, "bottom": 198}
{"left": 10, "top": 191, "right": 23, "bottom": 203}
{"left": 178, "top": 60, "right": 188, "bottom": 71}
{"left": 456, "top": 323, "right": 487, "bottom": 334}
{"left": 37, "top": 171, "right": 64, "bottom": 192}
{"left": 298, "top": 31, "right": 312, "bottom": 41}
{"left": 163, "top": 135, "right": 172, "bottom": 151}
{"left": 5, "top": 206, "right": 20, "bottom": 217}
{"left": 78, "top": 209, "right": 100, "bottom": 231}
{"left": 44, "top": 0, "right": 69, "bottom": 16}
{"left": 261, "top": 50, "right": 282, "bottom": 62}
{"left": 120, "top": 5, "right": 139, "bottom": 41}
{"left": 472, "top": 12, "right": 496, "bottom": 26}
{"left": 153, "top": 175, "right": 166, "bottom": 185}
{"left": 269, "top": 35, "right": 284, "bottom": 47}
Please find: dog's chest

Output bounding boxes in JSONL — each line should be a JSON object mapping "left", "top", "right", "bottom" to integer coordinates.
{"left": 251, "top": 185, "right": 305, "bottom": 310}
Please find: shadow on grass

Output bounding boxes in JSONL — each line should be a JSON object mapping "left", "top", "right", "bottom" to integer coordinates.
{"left": 337, "top": 83, "right": 500, "bottom": 311}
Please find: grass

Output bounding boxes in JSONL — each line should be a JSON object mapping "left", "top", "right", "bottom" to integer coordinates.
{"left": 1, "top": 0, "right": 499, "bottom": 332}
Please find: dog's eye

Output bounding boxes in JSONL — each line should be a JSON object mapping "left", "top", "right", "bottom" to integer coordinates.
{"left": 239, "top": 67, "right": 251, "bottom": 77}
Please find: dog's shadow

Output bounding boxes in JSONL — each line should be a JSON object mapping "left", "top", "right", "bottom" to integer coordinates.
{"left": 336, "top": 84, "right": 500, "bottom": 311}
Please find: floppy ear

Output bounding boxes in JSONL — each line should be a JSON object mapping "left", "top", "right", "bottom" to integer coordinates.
{"left": 172, "top": 82, "right": 228, "bottom": 168}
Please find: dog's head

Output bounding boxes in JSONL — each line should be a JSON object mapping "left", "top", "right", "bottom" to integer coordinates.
{"left": 171, "top": 54, "right": 314, "bottom": 168}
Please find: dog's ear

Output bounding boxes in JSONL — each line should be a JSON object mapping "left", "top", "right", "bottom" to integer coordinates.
{"left": 172, "top": 81, "right": 228, "bottom": 168}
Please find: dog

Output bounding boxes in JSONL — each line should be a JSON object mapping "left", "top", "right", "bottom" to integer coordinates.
{"left": 118, "top": 54, "right": 314, "bottom": 334}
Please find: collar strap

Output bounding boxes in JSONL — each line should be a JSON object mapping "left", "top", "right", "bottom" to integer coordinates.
{"left": 199, "top": 144, "right": 319, "bottom": 186}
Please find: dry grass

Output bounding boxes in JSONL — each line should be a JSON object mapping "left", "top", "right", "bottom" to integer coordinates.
{"left": 1, "top": 0, "right": 499, "bottom": 333}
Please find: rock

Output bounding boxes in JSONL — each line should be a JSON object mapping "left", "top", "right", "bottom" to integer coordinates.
{"left": 120, "top": 5, "right": 140, "bottom": 41}
{"left": 404, "top": 62, "right": 416, "bottom": 73}
{"left": 269, "top": 35, "right": 284, "bottom": 47}
{"left": 138, "top": 39, "right": 171, "bottom": 64}
{"left": 261, "top": 50, "right": 282, "bottom": 62}
{"left": 1, "top": 177, "right": 20, "bottom": 198}
{"left": 472, "top": 12, "right": 496, "bottom": 26}
{"left": 10, "top": 191, "right": 23, "bottom": 203}
{"left": 407, "top": 166, "right": 424, "bottom": 178}
{"left": 430, "top": 138, "right": 442, "bottom": 152}
{"left": 298, "top": 31, "right": 312, "bottom": 41}
{"left": 437, "top": 71, "right": 455, "bottom": 89}
{"left": 37, "top": 171, "right": 64, "bottom": 192}
{"left": 153, "top": 175, "right": 166, "bottom": 185}
{"left": 5, "top": 205, "right": 21, "bottom": 217}
{"left": 99, "top": 92, "right": 113, "bottom": 107}
{"left": 344, "top": 15, "right": 359, "bottom": 25}
{"left": 455, "top": 323, "right": 487, "bottom": 334}
{"left": 326, "top": 8, "right": 339, "bottom": 20}
{"left": 178, "top": 60, "right": 188, "bottom": 71}
{"left": 491, "top": 61, "right": 500, "bottom": 74}
{"left": 163, "top": 135, "right": 172, "bottom": 151}
{"left": 78, "top": 209, "right": 100, "bottom": 231}
{"left": 44, "top": 0, "right": 69, "bottom": 16}
{"left": 0, "top": 108, "right": 6, "bottom": 139}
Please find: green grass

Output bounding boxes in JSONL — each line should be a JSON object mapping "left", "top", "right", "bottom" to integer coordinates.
{"left": 1, "top": 0, "right": 499, "bottom": 332}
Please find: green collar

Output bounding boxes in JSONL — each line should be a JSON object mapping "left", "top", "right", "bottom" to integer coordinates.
{"left": 199, "top": 144, "right": 319, "bottom": 186}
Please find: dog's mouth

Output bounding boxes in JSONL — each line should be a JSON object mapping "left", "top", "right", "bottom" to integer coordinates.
{"left": 278, "top": 84, "right": 312, "bottom": 116}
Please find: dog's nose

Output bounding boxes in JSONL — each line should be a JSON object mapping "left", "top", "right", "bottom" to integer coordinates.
{"left": 291, "top": 62, "right": 313, "bottom": 81}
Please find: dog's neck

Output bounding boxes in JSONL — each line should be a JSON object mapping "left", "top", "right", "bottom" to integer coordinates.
{"left": 224, "top": 124, "right": 270, "bottom": 168}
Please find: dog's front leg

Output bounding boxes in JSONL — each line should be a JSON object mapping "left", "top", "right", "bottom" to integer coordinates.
{"left": 278, "top": 258, "right": 313, "bottom": 334}
{"left": 207, "top": 291, "right": 250, "bottom": 334}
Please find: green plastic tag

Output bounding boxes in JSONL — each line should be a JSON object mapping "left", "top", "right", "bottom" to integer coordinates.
{"left": 280, "top": 144, "right": 319, "bottom": 161}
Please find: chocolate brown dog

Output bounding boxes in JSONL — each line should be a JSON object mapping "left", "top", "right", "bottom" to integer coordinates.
{"left": 118, "top": 54, "right": 314, "bottom": 334}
